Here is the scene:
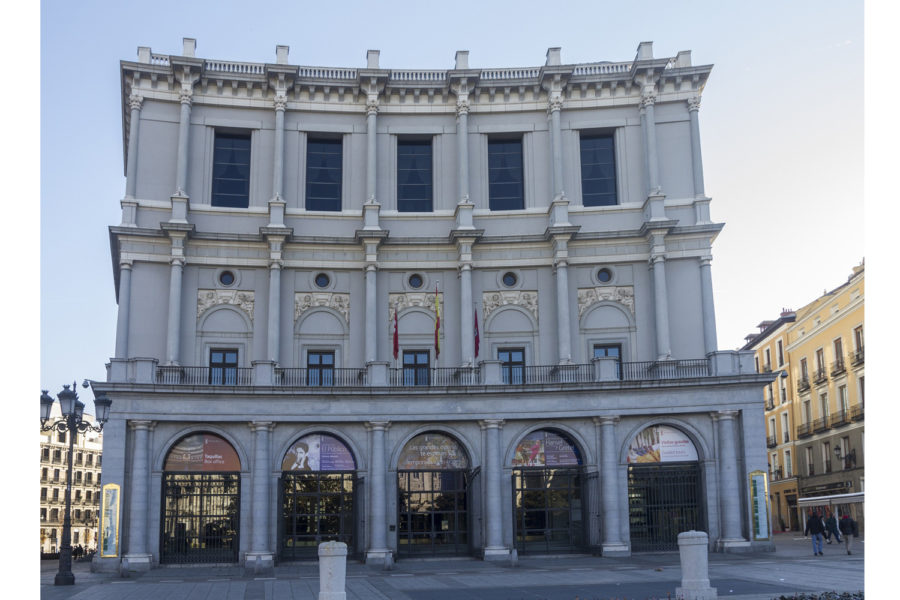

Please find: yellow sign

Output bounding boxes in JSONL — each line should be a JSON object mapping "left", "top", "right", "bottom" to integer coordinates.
{"left": 100, "top": 483, "right": 120, "bottom": 557}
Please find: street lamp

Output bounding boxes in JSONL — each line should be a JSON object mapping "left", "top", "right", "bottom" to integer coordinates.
{"left": 834, "top": 445, "right": 857, "bottom": 470}
{"left": 40, "top": 383, "right": 111, "bottom": 586}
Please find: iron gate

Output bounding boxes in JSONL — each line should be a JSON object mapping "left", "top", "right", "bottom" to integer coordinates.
{"left": 280, "top": 471, "right": 356, "bottom": 560}
{"left": 397, "top": 470, "right": 469, "bottom": 556}
{"left": 628, "top": 462, "right": 703, "bottom": 552}
{"left": 160, "top": 472, "right": 240, "bottom": 564}
{"left": 512, "top": 467, "right": 587, "bottom": 554}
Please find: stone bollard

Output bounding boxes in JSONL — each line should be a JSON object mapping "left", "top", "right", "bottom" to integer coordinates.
{"left": 318, "top": 541, "right": 348, "bottom": 600}
{"left": 676, "top": 531, "right": 717, "bottom": 600}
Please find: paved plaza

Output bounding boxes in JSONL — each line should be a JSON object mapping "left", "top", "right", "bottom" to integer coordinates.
{"left": 37, "top": 534, "right": 866, "bottom": 600}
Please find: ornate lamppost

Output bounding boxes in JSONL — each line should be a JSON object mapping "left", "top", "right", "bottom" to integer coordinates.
{"left": 40, "top": 384, "right": 111, "bottom": 586}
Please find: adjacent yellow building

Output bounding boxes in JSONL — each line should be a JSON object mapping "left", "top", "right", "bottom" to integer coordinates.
{"left": 743, "top": 262, "right": 864, "bottom": 532}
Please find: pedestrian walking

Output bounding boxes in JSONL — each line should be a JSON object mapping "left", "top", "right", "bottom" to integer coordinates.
{"left": 838, "top": 514, "right": 858, "bottom": 555}
{"left": 824, "top": 510, "right": 841, "bottom": 544}
{"left": 804, "top": 509, "right": 826, "bottom": 555}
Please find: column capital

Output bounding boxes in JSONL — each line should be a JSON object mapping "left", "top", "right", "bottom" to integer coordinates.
{"left": 479, "top": 419, "right": 505, "bottom": 430}
{"left": 170, "top": 256, "right": 186, "bottom": 267}
{"left": 456, "top": 96, "right": 470, "bottom": 116}
{"left": 548, "top": 95, "right": 563, "bottom": 114}
{"left": 593, "top": 416, "right": 619, "bottom": 427}
{"left": 640, "top": 90, "right": 657, "bottom": 108}
{"left": 249, "top": 421, "right": 275, "bottom": 432}
{"left": 274, "top": 93, "right": 287, "bottom": 112}
{"left": 365, "top": 421, "right": 391, "bottom": 432}
{"left": 366, "top": 97, "right": 379, "bottom": 116}
{"left": 129, "top": 420, "right": 155, "bottom": 432}
{"left": 712, "top": 410, "right": 739, "bottom": 421}
{"left": 129, "top": 93, "right": 144, "bottom": 111}
{"left": 687, "top": 95, "right": 702, "bottom": 112}
{"left": 119, "top": 259, "right": 134, "bottom": 270}
{"left": 699, "top": 255, "right": 713, "bottom": 267}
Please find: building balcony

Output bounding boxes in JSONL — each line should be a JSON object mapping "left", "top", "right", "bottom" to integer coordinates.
{"left": 796, "top": 422, "right": 813, "bottom": 438}
{"left": 766, "top": 435, "right": 776, "bottom": 448}
{"left": 850, "top": 404, "right": 864, "bottom": 421}
{"left": 771, "top": 467, "right": 783, "bottom": 481}
{"left": 157, "top": 365, "right": 253, "bottom": 386}
{"left": 812, "top": 417, "right": 830, "bottom": 433}
{"left": 783, "top": 433, "right": 790, "bottom": 443}
{"left": 830, "top": 358, "right": 846, "bottom": 377}
{"left": 813, "top": 368, "right": 828, "bottom": 385}
{"left": 829, "top": 410, "right": 851, "bottom": 428}
{"left": 850, "top": 347, "right": 864, "bottom": 367}
{"left": 765, "top": 399, "right": 774, "bottom": 411}
{"left": 797, "top": 377, "right": 811, "bottom": 394}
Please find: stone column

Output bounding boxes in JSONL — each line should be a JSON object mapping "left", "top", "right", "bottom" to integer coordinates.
{"left": 715, "top": 411, "right": 746, "bottom": 548}
{"left": 365, "top": 265, "right": 377, "bottom": 364}
{"left": 272, "top": 93, "right": 286, "bottom": 200}
{"left": 247, "top": 422, "right": 274, "bottom": 572}
{"left": 366, "top": 98, "right": 378, "bottom": 203}
{"left": 640, "top": 90, "right": 661, "bottom": 194}
{"left": 481, "top": 419, "right": 509, "bottom": 559}
{"left": 459, "top": 263, "right": 474, "bottom": 365}
{"left": 456, "top": 97, "right": 470, "bottom": 204}
{"left": 123, "top": 420, "right": 153, "bottom": 571}
{"left": 165, "top": 256, "right": 184, "bottom": 365}
{"left": 114, "top": 260, "right": 133, "bottom": 359}
{"left": 687, "top": 96, "right": 705, "bottom": 198}
{"left": 366, "top": 421, "right": 391, "bottom": 564}
{"left": 553, "top": 238, "right": 572, "bottom": 363}
{"left": 174, "top": 88, "right": 192, "bottom": 196}
{"left": 124, "top": 94, "right": 143, "bottom": 199}
{"left": 549, "top": 96, "right": 564, "bottom": 197}
{"left": 649, "top": 231, "right": 671, "bottom": 360}
{"left": 699, "top": 257, "right": 718, "bottom": 355}
{"left": 595, "top": 417, "right": 628, "bottom": 555}
{"left": 266, "top": 237, "right": 284, "bottom": 363}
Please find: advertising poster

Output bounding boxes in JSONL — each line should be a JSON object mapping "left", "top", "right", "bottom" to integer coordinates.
{"left": 749, "top": 470, "right": 771, "bottom": 540}
{"left": 283, "top": 434, "right": 356, "bottom": 471}
{"left": 627, "top": 425, "right": 698, "bottom": 463}
{"left": 512, "top": 431, "right": 581, "bottom": 467}
{"left": 100, "top": 483, "right": 120, "bottom": 557}
{"left": 397, "top": 433, "right": 469, "bottom": 470}
{"left": 164, "top": 433, "right": 241, "bottom": 471}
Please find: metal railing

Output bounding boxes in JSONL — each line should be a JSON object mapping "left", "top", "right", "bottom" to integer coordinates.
{"left": 796, "top": 422, "right": 812, "bottom": 438}
{"left": 829, "top": 410, "right": 850, "bottom": 428}
{"left": 620, "top": 359, "right": 709, "bottom": 380}
{"left": 797, "top": 377, "right": 811, "bottom": 393}
{"left": 276, "top": 368, "right": 366, "bottom": 387}
{"left": 156, "top": 366, "right": 252, "bottom": 386}
{"left": 830, "top": 358, "right": 846, "bottom": 376}
{"left": 850, "top": 404, "right": 864, "bottom": 421}
{"left": 812, "top": 417, "right": 830, "bottom": 433}
{"left": 850, "top": 347, "right": 864, "bottom": 366}
{"left": 766, "top": 436, "right": 776, "bottom": 448}
{"left": 813, "top": 368, "right": 828, "bottom": 385}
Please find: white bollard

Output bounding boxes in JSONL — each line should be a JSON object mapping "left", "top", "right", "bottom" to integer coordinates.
{"left": 318, "top": 541, "right": 348, "bottom": 600}
{"left": 676, "top": 531, "right": 717, "bottom": 600}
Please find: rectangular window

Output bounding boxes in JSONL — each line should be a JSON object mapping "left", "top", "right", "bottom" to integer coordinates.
{"left": 488, "top": 138, "right": 524, "bottom": 210}
{"left": 802, "top": 400, "right": 811, "bottom": 424}
{"left": 211, "top": 132, "right": 251, "bottom": 208}
{"left": 782, "top": 413, "right": 790, "bottom": 443}
{"left": 402, "top": 350, "right": 430, "bottom": 386}
{"left": 42, "top": 447, "right": 50, "bottom": 461}
{"left": 41, "top": 488, "right": 47, "bottom": 501}
{"left": 823, "top": 442, "right": 831, "bottom": 473}
{"left": 777, "top": 340, "right": 784, "bottom": 366}
{"left": 764, "top": 348, "right": 771, "bottom": 370}
{"left": 41, "top": 508, "right": 47, "bottom": 521}
{"left": 853, "top": 325, "right": 864, "bottom": 351}
{"left": 86, "top": 454, "right": 93, "bottom": 466}
{"left": 52, "top": 489, "right": 59, "bottom": 501}
{"left": 209, "top": 348, "right": 239, "bottom": 385}
{"left": 785, "top": 450, "right": 792, "bottom": 477}
{"left": 58, "top": 432, "right": 66, "bottom": 444}
{"left": 593, "top": 343, "right": 622, "bottom": 378}
{"left": 499, "top": 347, "right": 525, "bottom": 384}
{"left": 833, "top": 338, "right": 843, "bottom": 363}
{"left": 307, "top": 351, "right": 335, "bottom": 386}
{"left": 397, "top": 139, "right": 433, "bottom": 212}
{"left": 806, "top": 447, "right": 814, "bottom": 476}
{"left": 815, "top": 348, "right": 825, "bottom": 372}
{"left": 780, "top": 384, "right": 787, "bottom": 404}
{"left": 580, "top": 134, "right": 617, "bottom": 206}
{"left": 819, "top": 392, "right": 828, "bottom": 418}
{"left": 800, "top": 357, "right": 808, "bottom": 380}
{"left": 305, "top": 138, "right": 342, "bottom": 211}
{"left": 839, "top": 385, "right": 849, "bottom": 413}
{"left": 841, "top": 437, "right": 851, "bottom": 470}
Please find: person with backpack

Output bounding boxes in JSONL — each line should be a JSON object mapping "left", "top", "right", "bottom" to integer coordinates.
{"left": 804, "top": 508, "right": 826, "bottom": 555}
{"left": 838, "top": 514, "right": 859, "bottom": 555}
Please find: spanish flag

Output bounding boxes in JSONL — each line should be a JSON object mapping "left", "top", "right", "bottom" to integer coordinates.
{"left": 434, "top": 284, "right": 441, "bottom": 359}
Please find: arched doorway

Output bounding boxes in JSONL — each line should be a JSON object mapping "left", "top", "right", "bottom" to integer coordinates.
{"left": 627, "top": 424, "right": 704, "bottom": 551}
{"left": 160, "top": 432, "right": 241, "bottom": 564}
{"left": 280, "top": 434, "right": 357, "bottom": 560}
{"left": 512, "top": 429, "right": 586, "bottom": 553}
{"left": 397, "top": 432, "right": 471, "bottom": 557}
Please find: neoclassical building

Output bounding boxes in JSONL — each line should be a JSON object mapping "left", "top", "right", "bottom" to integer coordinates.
{"left": 93, "top": 38, "right": 772, "bottom": 573}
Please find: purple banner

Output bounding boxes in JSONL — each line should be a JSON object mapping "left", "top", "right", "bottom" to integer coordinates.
{"left": 282, "top": 434, "right": 356, "bottom": 472}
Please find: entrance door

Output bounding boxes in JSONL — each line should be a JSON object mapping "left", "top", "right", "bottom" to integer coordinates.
{"left": 397, "top": 470, "right": 468, "bottom": 556}
{"left": 281, "top": 471, "right": 355, "bottom": 560}
{"left": 628, "top": 462, "right": 702, "bottom": 551}
{"left": 513, "top": 467, "right": 585, "bottom": 553}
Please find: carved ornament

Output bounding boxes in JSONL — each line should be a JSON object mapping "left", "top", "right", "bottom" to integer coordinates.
{"left": 687, "top": 96, "right": 701, "bottom": 112}
{"left": 197, "top": 289, "right": 255, "bottom": 322}
{"left": 128, "top": 94, "right": 143, "bottom": 111}
{"left": 294, "top": 292, "right": 350, "bottom": 323}
{"left": 640, "top": 92, "right": 657, "bottom": 108}
{"left": 389, "top": 292, "right": 442, "bottom": 320}
{"left": 274, "top": 93, "right": 287, "bottom": 111}
{"left": 577, "top": 286, "right": 635, "bottom": 317}
{"left": 482, "top": 290, "right": 538, "bottom": 324}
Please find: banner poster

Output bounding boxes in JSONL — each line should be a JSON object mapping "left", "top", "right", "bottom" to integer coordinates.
{"left": 749, "top": 470, "right": 771, "bottom": 541}
{"left": 283, "top": 434, "right": 356, "bottom": 471}
{"left": 512, "top": 431, "right": 581, "bottom": 467}
{"left": 398, "top": 433, "right": 469, "bottom": 470}
{"left": 100, "top": 483, "right": 120, "bottom": 557}
{"left": 627, "top": 425, "right": 698, "bottom": 463}
{"left": 164, "top": 433, "right": 241, "bottom": 471}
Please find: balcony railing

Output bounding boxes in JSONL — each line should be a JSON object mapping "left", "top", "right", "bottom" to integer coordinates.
{"left": 157, "top": 366, "right": 252, "bottom": 386}
{"left": 829, "top": 410, "right": 851, "bottom": 428}
{"left": 830, "top": 358, "right": 846, "bottom": 377}
{"left": 797, "top": 377, "right": 811, "bottom": 393}
{"left": 765, "top": 399, "right": 774, "bottom": 411}
{"left": 813, "top": 368, "right": 828, "bottom": 385}
{"left": 620, "top": 359, "right": 709, "bottom": 380}
{"left": 783, "top": 433, "right": 790, "bottom": 443}
{"left": 796, "top": 422, "right": 812, "bottom": 438}
{"left": 766, "top": 435, "right": 776, "bottom": 448}
{"left": 771, "top": 467, "right": 783, "bottom": 481}
{"left": 388, "top": 367, "right": 482, "bottom": 387}
{"left": 812, "top": 417, "right": 830, "bottom": 433}
{"left": 849, "top": 347, "right": 864, "bottom": 366}
{"left": 277, "top": 368, "right": 367, "bottom": 387}
{"left": 850, "top": 404, "right": 864, "bottom": 421}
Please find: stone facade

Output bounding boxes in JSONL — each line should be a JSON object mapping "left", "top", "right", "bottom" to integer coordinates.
{"left": 94, "top": 38, "right": 773, "bottom": 572}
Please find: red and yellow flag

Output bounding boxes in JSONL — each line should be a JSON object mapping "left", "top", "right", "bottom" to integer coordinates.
{"left": 434, "top": 285, "right": 441, "bottom": 359}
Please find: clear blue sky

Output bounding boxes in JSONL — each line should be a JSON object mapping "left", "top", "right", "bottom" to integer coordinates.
{"left": 37, "top": 0, "right": 865, "bottom": 407}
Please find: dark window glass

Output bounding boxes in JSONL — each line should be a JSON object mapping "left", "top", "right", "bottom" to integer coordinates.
{"left": 403, "top": 350, "right": 430, "bottom": 386}
{"left": 219, "top": 271, "right": 235, "bottom": 286}
{"left": 210, "top": 348, "right": 239, "bottom": 385}
{"left": 212, "top": 133, "right": 251, "bottom": 208}
{"left": 502, "top": 272, "right": 517, "bottom": 287}
{"left": 307, "top": 351, "right": 335, "bottom": 386}
{"left": 408, "top": 274, "right": 423, "bottom": 289}
{"left": 306, "top": 138, "right": 342, "bottom": 211}
{"left": 597, "top": 268, "right": 613, "bottom": 283}
{"left": 315, "top": 273, "right": 330, "bottom": 288}
{"left": 580, "top": 135, "right": 617, "bottom": 206}
{"left": 397, "top": 140, "right": 433, "bottom": 212}
{"left": 499, "top": 348, "right": 525, "bottom": 384}
{"left": 488, "top": 139, "right": 524, "bottom": 210}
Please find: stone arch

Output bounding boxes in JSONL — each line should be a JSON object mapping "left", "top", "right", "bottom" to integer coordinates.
{"left": 580, "top": 301, "right": 635, "bottom": 330}
{"left": 390, "top": 425, "right": 479, "bottom": 471}
{"left": 618, "top": 417, "right": 710, "bottom": 465}
{"left": 277, "top": 427, "right": 362, "bottom": 472}
{"left": 155, "top": 426, "right": 248, "bottom": 472}
{"left": 198, "top": 304, "right": 252, "bottom": 334}
{"left": 295, "top": 307, "right": 349, "bottom": 336}
{"left": 504, "top": 423, "right": 592, "bottom": 467}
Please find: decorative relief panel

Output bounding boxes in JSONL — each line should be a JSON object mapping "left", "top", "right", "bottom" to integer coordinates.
{"left": 294, "top": 292, "right": 350, "bottom": 323}
{"left": 197, "top": 289, "right": 255, "bottom": 322}
{"left": 389, "top": 292, "right": 442, "bottom": 320}
{"left": 482, "top": 291, "right": 539, "bottom": 324}
{"left": 577, "top": 286, "right": 635, "bottom": 317}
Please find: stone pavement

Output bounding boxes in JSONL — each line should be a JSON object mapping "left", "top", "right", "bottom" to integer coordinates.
{"left": 37, "top": 534, "right": 866, "bottom": 600}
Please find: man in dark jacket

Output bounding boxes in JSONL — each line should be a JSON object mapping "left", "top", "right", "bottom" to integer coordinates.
{"left": 824, "top": 510, "right": 841, "bottom": 543}
{"left": 838, "top": 514, "right": 858, "bottom": 555}
{"left": 804, "top": 509, "right": 826, "bottom": 555}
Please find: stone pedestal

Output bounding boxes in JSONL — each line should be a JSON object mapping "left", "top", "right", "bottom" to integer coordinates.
{"left": 121, "top": 554, "right": 152, "bottom": 574}
{"left": 675, "top": 531, "right": 717, "bottom": 600}
{"left": 318, "top": 542, "right": 347, "bottom": 600}
{"left": 245, "top": 551, "right": 274, "bottom": 576}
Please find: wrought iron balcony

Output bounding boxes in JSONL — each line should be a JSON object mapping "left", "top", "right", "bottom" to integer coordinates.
{"left": 766, "top": 435, "right": 776, "bottom": 448}
{"left": 850, "top": 404, "right": 864, "bottom": 421}
{"left": 277, "top": 368, "right": 367, "bottom": 387}
{"left": 797, "top": 377, "right": 811, "bottom": 393}
{"left": 829, "top": 410, "right": 850, "bottom": 428}
{"left": 772, "top": 467, "right": 783, "bottom": 481}
{"left": 850, "top": 347, "right": 864, "bottom": 366}
{"left": 796, "top": 422, "right": 812, "bottom": 438}
{"left": 830, "top": 358, "right": 846, "bottom": 377}
{"left": 765, "top": 399, "right": 774, "bottom": 411}
{"left": 812, "top": 417, "right": 830, "bottom": 433}
{"left": 813, "top": 368, "right": 828, "bottom": 385}
{"left": 157, "top": 365, "right": 253, "bottom": 386}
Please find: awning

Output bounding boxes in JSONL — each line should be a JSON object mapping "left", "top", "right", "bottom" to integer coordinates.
{"left": 797, "top": 491, "right": 864, "bottom": 507}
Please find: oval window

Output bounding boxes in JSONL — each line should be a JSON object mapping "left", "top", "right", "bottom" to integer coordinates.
{"left": 597, "top": 268, "right": 613, "bottom": 283}
{"left": 502, "top": 272, "right": 518, "bottom": 287}
{"left": 408, "top": 274, "right": 424, "bottom": 289}
{"left": 314, "top": 273, "right": 330, "bottom": 288}
{"left": 219, "top": 271, "right": 236, "bottom": 286}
